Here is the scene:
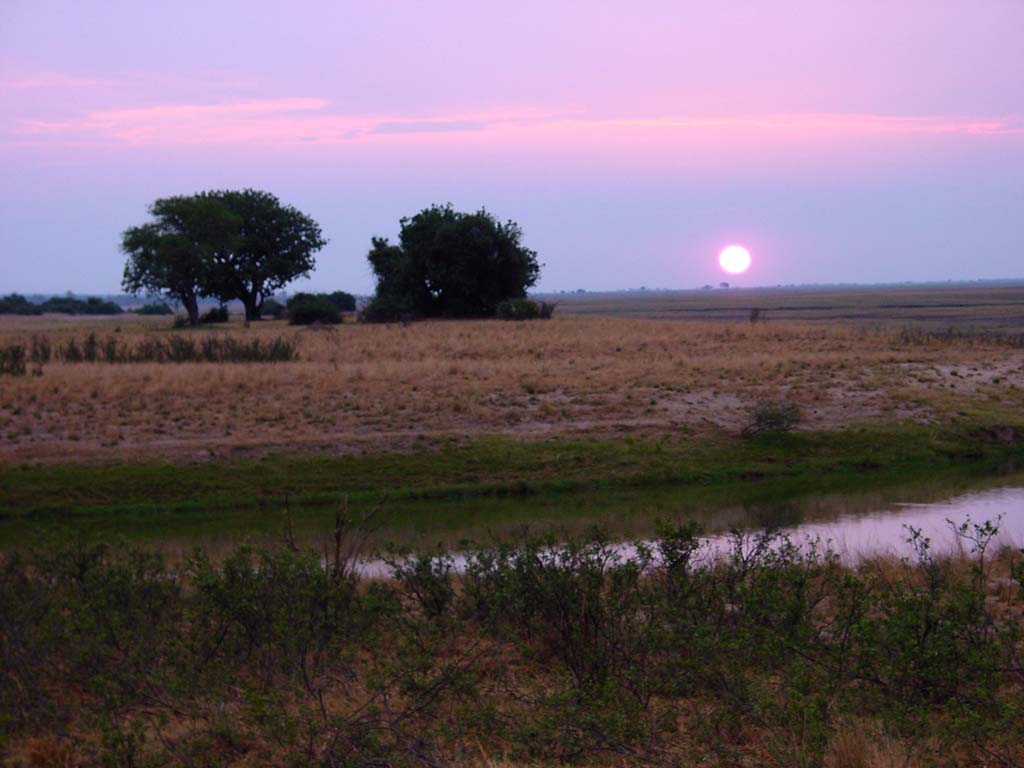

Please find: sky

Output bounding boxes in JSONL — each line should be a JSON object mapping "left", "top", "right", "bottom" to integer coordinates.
{"left": 1, "top": 0, "right": 1023, "bottom": 295}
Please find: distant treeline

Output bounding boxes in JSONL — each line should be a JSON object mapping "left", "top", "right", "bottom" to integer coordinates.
{"left": 0, "top": 293, "right": 126, "bottom": 316}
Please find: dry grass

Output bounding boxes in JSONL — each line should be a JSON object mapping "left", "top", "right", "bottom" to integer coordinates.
{"left": 1, "top": 313, "right": 1023, "bottom": 464}
{"left": 553, "top": 283, "right": 1024, "bottom": 331}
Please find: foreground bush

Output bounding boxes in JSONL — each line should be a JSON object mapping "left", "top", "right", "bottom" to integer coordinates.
{"left": 1, "top": 520, "right": 1022, "bottom": 766}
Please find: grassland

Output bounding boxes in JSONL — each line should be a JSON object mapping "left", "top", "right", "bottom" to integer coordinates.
{"left": 2, "top": 288, "right": 1023, "bottom": 546}
{"left": 1, "top": 305, "right": 1023, "bottom": 466}
{"left": 3, "top": 288, "right": 1024, "bottom": 766}
{"left": 552, "top": 281, "right": 1024, "bottom": 330}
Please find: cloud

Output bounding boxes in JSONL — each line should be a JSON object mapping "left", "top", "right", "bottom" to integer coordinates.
{"left": 371, "top": 119, "right": 487, "bottom": 135}
{"left": 2, "top": 73, "right": 116, "bottom": 89}
{"left": 5, "top": 96, "right": 1023, "bottom": 149}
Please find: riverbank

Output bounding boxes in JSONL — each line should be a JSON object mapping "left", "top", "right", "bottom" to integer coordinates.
{"left": 2, "top": 421, "right": 1022, "bottom": 547}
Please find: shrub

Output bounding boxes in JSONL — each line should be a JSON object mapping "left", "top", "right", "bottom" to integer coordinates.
{"left": 496, "top": 298, "right": 539, "bottom": 320}
{"left": 286, "top": 293, "right": 342, "bottom": 325}
{"left": 136, "top": 302, "right": 174, "bottom": 315}
{"left": 742, "top": 400, "right": 802, "bottom": 436}
{"left": 1, "top": 521, "right": 1022, "bottom": 766}
{"left": 359, "top": 293, "right": 414, "bottom": 324}
{"left": 0, "top": 344, "right": 27, "bottom": 376}
{"left": 198, "top": 305, "right": 229, "bottom": 324}
{"left": 28, "top": 336, "right": 51, "bottom": 364}
{"left": 261, "top": 298, "right": 285, "bottom": 319}
{"left": 326, "top": 291, "right": 356, "bottom": 312}
{"left": 496, "top": 298, "right": 555, "bottom": 320}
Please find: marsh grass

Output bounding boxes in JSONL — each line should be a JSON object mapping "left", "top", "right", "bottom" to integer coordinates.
{"left": 0, "top": 344, "right": 26, "bottom": 376}
{"left": 7, "top": 332, "right": 299, "bottom": 364}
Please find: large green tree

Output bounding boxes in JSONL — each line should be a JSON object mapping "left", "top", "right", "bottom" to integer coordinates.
{"left": 121, "top": 190, "right": 327, "bottom": 324}
{"left": 365, "top": 204, "right": 540, "bottom": 321}
{"left": 121, "top": 196, "right": 240, "bottom": 326}
{"left": 200, "top": 189, "right": 327, "bottom": 321}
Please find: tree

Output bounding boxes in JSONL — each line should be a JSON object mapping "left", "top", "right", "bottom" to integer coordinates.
{"left": 0, "top": 294, "right": 41, "bottom": 315}
{"left": 121, "top": 189, "right": 327, "bottom": 324}
{"left": 364, "top": 204, "right": 540, "bottom": 321}
{"left": 121, "top": 196, "right": 240, "bottom": 326}
{"left": 201, "top": 190, "right": 327, "bottom": 321}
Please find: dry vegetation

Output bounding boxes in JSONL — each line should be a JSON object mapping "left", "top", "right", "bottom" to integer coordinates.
{"left": 2, "top": 311, "right": 1023, "bottom": 464}
{"left": 553, "top": 283, "right": 1024, "bottom": 330}
{"left": 3, "top": 523, "right": 1024, "bottom": 767}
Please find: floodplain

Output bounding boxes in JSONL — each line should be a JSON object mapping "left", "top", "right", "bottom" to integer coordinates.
{"left": 3, "top": 283, "right": 1024, "bottom": 766}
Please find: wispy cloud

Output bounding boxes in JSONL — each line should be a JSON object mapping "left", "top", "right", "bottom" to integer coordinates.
{"left": 2, "top": 73, "right": 117, "bottom": 89}
{"left": 580, "top": 114, "right": 1024, "bottom": 136}
{"left": 6, "top": 97, "right": 1024, "bottom": 149}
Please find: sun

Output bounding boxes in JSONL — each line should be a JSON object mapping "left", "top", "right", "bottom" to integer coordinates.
{"left": 719, "top": 245, "right": 751, "bottom": 274}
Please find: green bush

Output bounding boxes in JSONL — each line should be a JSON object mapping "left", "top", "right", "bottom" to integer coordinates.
{"left": 0, "top": 344, "right": 27, "bottom": 376}
{"left": 286, "top": 293, "right": 342, "bottom": 325}
{"left": 135, "top": 302, "right": 174, "bottom": 315}
{"left": 260, "top": 298, "right": 285, "bottom": 319}
{"left": 198, "top": 305, "right": 229, "bottom": 324}
{"left": 359, "top": 293, "right": 414, "bottom": 323}
{"left": 495, "top": 298, "right": 556, "bottom": 320}
{"left": 496, "top": 298, "right": 539, "bottom": 320}
{"left": 1, "top": 520, "right": 1020, "bottom": 765}
{"left": 742, "top": 400, "right": 802, "bottom": 436}
{"left": 326, "top": 290, "right": 356, "bottom": 312}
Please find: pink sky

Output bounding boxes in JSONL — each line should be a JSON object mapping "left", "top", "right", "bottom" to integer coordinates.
{"left": 1, "top": 0, "right": 1023, "bottom": 293}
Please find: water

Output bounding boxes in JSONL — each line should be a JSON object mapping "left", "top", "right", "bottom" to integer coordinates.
{"left": 357, "top": 481, "right": 1024, "bottom": 577}
{"left": 776, "top": 484, "right": 1024, "bottom": 558}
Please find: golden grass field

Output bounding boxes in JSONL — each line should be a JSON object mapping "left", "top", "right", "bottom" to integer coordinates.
{"left": 2, "top": 304, "right": 1023, "bottom": 464}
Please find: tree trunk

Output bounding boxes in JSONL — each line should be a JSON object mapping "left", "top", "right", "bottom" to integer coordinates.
{"left": 183, "top": 295, "right": 200, "bottom": 326}
{"left": 242, "top": 296, "right": 260, "bottom": 322}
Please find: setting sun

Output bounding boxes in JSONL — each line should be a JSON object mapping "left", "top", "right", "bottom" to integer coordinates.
{"left": 719, "top": 245, "right": 751, "bottom": 274}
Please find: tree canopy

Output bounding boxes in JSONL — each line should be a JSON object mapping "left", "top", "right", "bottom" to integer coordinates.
{"left": 122, "top": 195, "right": 239, "bottom": 325}
{"left": 364, "top": 204, "right": 540, "bottom": 321}
{"left": 121, "top": 189, "right": 327, "bottom": 324}
{"left": 199, "top": 190, "right": 327, "bottom": 321}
